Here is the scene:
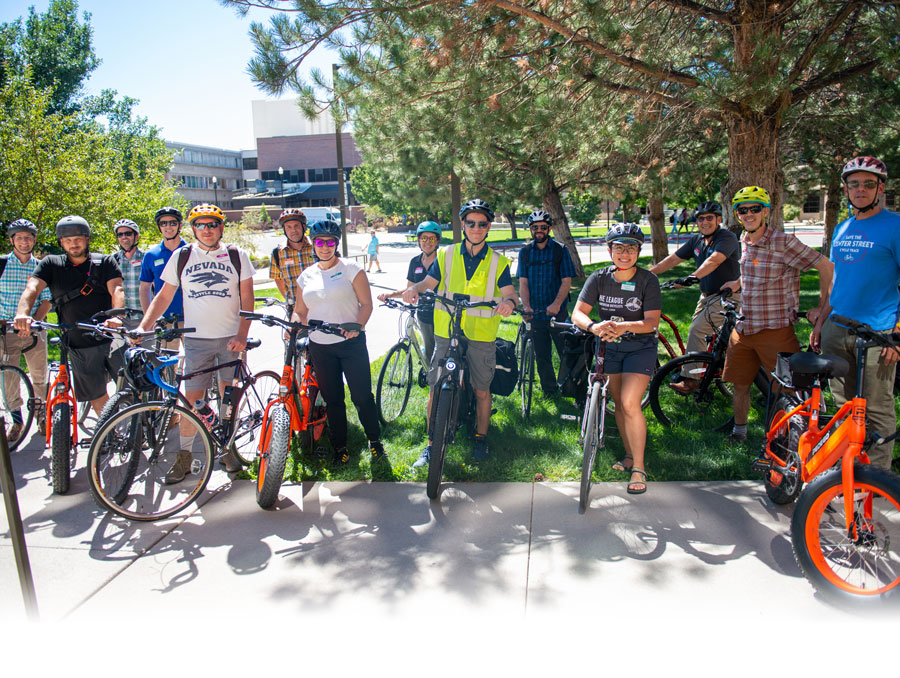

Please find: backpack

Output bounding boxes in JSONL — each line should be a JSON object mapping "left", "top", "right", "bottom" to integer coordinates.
{"left": 0, "top": 254, "right": 7, "bottom": 278}
{"left": 271, "top": 246, "right": 281, "bottom": 270}
{"left": 489, "top": 337, "right": 519, "bottom": 397}
{"left": 176, "top": 243, "right": 244, "bottom": 305}
{"left": 558, "top": 330, "right": 590, "bottom": 405}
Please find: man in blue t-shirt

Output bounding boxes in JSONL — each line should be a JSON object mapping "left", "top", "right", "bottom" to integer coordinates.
{"left": 140, "top": 207, "right": 187, "bottom": 342}
{"left": 517, "top": 209, "right": 576, "bottom": 396}
{"left": 810, "top": 156, "right": 900, "bottom": 470}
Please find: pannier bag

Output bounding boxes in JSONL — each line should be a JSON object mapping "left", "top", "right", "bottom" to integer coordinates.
{"left": 490, "top": 338, "right": 519, "bottom": 396}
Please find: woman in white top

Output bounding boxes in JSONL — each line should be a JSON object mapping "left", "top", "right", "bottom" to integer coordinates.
{"left": 293, "top": 220, "right": 384, "bottom": 465}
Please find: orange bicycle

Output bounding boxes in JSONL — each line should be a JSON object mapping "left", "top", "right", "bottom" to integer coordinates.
{"left": 753, "top": 314, "right": 900, "bottom": 603}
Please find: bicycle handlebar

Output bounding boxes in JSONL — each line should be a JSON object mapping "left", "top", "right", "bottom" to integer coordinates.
{"left": 832, "top": 314, "right": 900, "bottom": 348}
{"left": 240, "top": 310, "right": 361, "bottom": 336}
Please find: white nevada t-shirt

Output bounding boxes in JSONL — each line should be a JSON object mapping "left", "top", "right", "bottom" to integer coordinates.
{"left": 161, "top": 244, "right": 256, "bottom": 338}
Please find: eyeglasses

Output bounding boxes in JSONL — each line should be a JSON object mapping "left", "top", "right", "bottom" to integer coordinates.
{"left": 193, "top": 221, "right": 222, "bottom": 230}
{"left": 158, "top": 220, "right": 180, "bottom": 227}
{"left": 846, "top": 179, "right": 879, "bottom": 190}
{"left": 116, "top": 231, "right": 136, "bottom": 238}
{"left": 735, "top": 205, "right": 764, "bottom": 215}
{"left": 419, "top": 235, "right": 439, "bottom": 243}
{"left": 610, "top": 244, "right": 639, "bottom": 254}
{"left": 313, "top": 238, "right": 337, "bottom": 248}
{"left": 530, "top": 224, "right": 550, "bottom": 231}
{"left": 696, "top": 215, "right": 717, "bottom": 223}
{"left": 463, "top": 219, "right": 489, "bottom": 229}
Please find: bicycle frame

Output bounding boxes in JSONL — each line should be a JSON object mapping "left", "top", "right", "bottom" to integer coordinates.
{"left": 44, "top": 332, "right": 78, "bottom": 447}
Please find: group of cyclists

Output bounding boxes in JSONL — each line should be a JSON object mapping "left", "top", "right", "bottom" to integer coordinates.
{"left": 2, "top": 154, "right": 898, "bottom": 496}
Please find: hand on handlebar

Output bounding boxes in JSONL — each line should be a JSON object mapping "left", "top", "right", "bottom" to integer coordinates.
{"left": 494, "top": 298, "right": 516, "bottom": 318}
{"left": 13, "top": 314, "right": 32, "bottom": 334}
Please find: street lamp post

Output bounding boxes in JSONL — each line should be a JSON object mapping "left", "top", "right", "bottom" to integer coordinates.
{"left": 278, "top": 166, "right": 285, "bottom": 209}
{"left": 212, "top": 176, "right": 218, "bottom": 205}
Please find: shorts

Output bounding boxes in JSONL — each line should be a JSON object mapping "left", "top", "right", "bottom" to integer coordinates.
{"left": 602, "top": 335, "right": 657, "bottom": 375}
{"left": 722, "top": 326, "right": 800, "bottom": 386}
{"left": 69, "top": 342, "right": 123, "bottom": 402}
{"left": 182, "top": 337, "right": 240, "bottom": 391}
{"left": 429, "top": 336, "right": 495, "bottom": 392}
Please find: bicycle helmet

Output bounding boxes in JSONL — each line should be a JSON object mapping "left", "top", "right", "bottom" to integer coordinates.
{"left": 526, "top": 209, "right": 553, "bottom": 227}
{"left": 7, "top": 218, "right": 37, "bottom": 237}
{"left": 114, "top": 218, "right": 139, "bottom": 236}
{"left": 187, "top": 203, "right": 226, "bottom": 224}
{"left": 732, "top": 186, "right": 771, "bottom": 208}
{"left": 279, "top": 208, "right": 307, "bottom": 226}
{"left": 308, "top": 219, "right": 342, "bottom": 241}
{"left": 605, "top": 222, "right": 645, "bottom": 246}
{"left": 56, "top": 215, "right": 91, "bottom": 239}
{"left": 154, "top": 206, "right": 183, "bottom": 225}
{"left": 416, "top": 221, "right": 442, "bottom": 237}
{"left": 841, "top": 156, "right": 887, "bottom": 182}
{"left": 695, "top": 201, "right": 722, "bottom": 217}
{"left": 459, "top": 198, "right": 494, "bottom": 222}
{"left": 122, "top": 347, "right": 157, "bottom": 392}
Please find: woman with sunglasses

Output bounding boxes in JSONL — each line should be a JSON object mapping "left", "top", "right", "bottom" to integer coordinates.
{"left": 293, "top": 219, "right": 386, "bottom": 466}
{"left": 377, "top": 220, "right": 442, "bottom": 362}
{"left": 571, "top": 223, "right": 660, "bottom": 494}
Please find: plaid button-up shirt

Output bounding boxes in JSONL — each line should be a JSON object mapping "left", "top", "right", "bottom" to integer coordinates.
{"left": 739, "top": 226, "right": 822, "bottom": 335}
{"left": 0, "top": 253, "right": 51, "bottom": 318}
{"left": 113, "top": 247, "right": 144, "bottom": 312}
{"left": 269, "top": 239, "right": 315, "bottom": 306}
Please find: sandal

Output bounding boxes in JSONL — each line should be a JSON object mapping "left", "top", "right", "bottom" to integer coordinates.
{"left": 627, "top": 468, "right": 647, "bottom": 495}
{"left": 612, "top": 455, "right": 634, "bottom": 472}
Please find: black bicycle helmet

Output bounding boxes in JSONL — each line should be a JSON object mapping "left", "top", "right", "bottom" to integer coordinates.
{"left": 459, "top": 198, "right": 495, "bottom": 222}
{"left": 695, "top": 201, "right": 722, "bottom": 217}
{"left": 308, "top": 219, "right": 341, "bottom": 241}
{"left": 526, "top": 209, "right": 553, "bottom": 227}
{"left": 114, "top": 218, "right": 140, "bottom": 236}
{"left": 7, "top": 218, "right": 37, "bottom": 236}
{"left": 605, "top": 222, "right": 645, "bottom": 246}
{"left": 56, "top": 215, "right": 91, "bottom": 239}
{"left": 154, "top": 206, "right": 183, "bottom": 225}
{"left": 123, "top": 347, "right": 157, "bottom": 392}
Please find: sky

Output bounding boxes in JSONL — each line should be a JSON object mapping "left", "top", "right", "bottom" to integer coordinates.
{"left": 1, "top": 0, "right": 338, "bottom": 150}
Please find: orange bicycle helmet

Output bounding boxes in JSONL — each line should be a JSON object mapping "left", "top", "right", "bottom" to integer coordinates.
{"left": 187, "top": 203, "right": 226, "bottom": 224}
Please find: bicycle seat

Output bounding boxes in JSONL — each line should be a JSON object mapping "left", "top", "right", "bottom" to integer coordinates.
{"left": 245, "top": 338, "right": 262, "bottom": 350}
{"left": 789, "top": 352, "right": 849, "bottom": 379}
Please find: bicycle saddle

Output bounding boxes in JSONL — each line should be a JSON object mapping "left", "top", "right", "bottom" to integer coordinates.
{"left": 245, "top": 338, "right": 262, "bottom": 350}
{"left": 789, "top": 352, "right": 849, "bottom": 379}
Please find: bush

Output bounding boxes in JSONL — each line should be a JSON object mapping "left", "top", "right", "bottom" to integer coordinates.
{"left": 783, "top": 203, "right": 802, "bottom": 222}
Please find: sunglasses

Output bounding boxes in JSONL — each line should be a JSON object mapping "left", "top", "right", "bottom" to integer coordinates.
{"left": 463, "top": 219, "right": 490, "bottom": 229}
{"left": 530, "top": 224, "right": 550, "bottom": 231}
{"left": 419, "top": 235, "right": 439, "bottom": 243}
{"left": 846, "top": 179, "right": 879, "bottom": 190}
{"left": 116, "top": 231, "right": 136, "bottom": 238}
{"left": 696, "top": 215, "right": 717, "bottom": 223}
{"left": 735, "top": 205, "right": 764, "bottom": 215}
{"left": 193, "top": 221, "right": 222, "bottom": 230}
{"left": 313, "top": 238, "right": 337, "bottom": 248}
{"left": 158, "top": 220, "right": 180, "bottom": 227}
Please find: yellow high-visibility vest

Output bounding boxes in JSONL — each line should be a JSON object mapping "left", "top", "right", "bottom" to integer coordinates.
{"left": 433, "top": 243, "right": 509, "bottom": 341}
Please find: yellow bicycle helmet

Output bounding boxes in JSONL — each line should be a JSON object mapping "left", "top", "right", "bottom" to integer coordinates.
{"left": 732, "top": 186, "right": 770, "bottom": 208}
{"left": 187, "top": 203, "right": 226, "bottom": 224}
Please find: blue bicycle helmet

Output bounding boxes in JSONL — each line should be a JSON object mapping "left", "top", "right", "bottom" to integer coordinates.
{"left": 459, "top": 198, "right": 494, "bottom": 222}
{"left": 605, "top": 222, "right": 645, "bottom": 246}
{"left": 308, "top": 219, "right": 342, "bottom": 242}
{"left": 416, "top": 221, "right": 442, "bottom": 237}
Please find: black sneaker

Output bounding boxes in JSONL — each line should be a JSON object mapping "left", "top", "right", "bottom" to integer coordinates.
{"left": 332, "top": 447, "right": 350, "bottom": 466}
{"left": 473, "top": 435, "right": 489, "bottom": 461}
{"left": 369, "top": 440, "right": 386, "bottom": 459}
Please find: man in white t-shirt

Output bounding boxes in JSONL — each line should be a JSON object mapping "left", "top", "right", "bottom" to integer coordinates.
{"left": 137, "top": 203, "right": 255, "bottom": 480}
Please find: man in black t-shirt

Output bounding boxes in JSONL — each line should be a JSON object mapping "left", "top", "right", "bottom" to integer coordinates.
{"left": 15, "top": 215, "right": 124, "bottom": 415}
{"left": 650, "top": 201, "right": 741, "bottom": 393}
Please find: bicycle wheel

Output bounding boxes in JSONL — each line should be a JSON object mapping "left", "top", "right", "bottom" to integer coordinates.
{"left": 648, "top": 353, "right": 733, "bottom": 431}
{"left": 0, "top": 365, "right": 35, "bottom": 451}
{"left": 256, "top": 405, "right": 291, "bottom": 509}
{"left": 87, "top": 402, "right": 214, "bottom": 521}
{"left": 520, "top": 337, "right": 535, "bottom": 419}
{"left": 230, "top": 370, "right": 280, "bottom": 465}
{"left": 791, "top": 464, "right": 900, "bottom": 604}
{"left": 763, "top": 395, "right": 806, "bottom": 505}
{"left": 376, "top": 342, "right": 413, "bottom": 424}
{"left": 50, "top": 402, "right": 72, "bottom": 494}
{"left": 94, "top": 390, "right": 137, "bottom": 437}
{"left": 427, "top": 386, "right": 455, "bottom": 500}
{"left": 579, "top": 382, "right": 601, "bottom": 513}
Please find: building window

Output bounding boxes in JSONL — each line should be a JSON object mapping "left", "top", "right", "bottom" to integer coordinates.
{"left": 243, "top": 156, "right": 258, "bottom": 170}
{"left": 802, "top": 193, "right": 821, "bottom": 213}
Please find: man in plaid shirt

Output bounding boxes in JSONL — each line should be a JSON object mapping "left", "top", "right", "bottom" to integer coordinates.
{"left": 1, "top": 219, "right": 51, "bottom": 442}
{"left": 112, "top": 218, "right": 144, "bottom": 327}
{"left": 721, "top": 186, "right": 833, "bottom": 443}
{"left": 269, "top": 208, "right": 315, "bottom": 312}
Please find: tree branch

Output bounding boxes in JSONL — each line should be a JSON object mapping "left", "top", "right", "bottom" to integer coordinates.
{"left": 784, "top": 1, "right": 862, "bottom": 89}
{"left": 655, "top": 0, "right": 732, "bottom": 25}
{"left": 790, "top": 59, "right": 879, "bottom": 105}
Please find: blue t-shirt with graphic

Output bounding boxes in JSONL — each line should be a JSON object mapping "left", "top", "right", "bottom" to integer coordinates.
{"left": 829, "top": 209, "right": 900, "bottom": 330}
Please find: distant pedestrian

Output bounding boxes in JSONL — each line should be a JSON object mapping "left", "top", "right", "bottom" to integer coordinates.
{"left": 365, "top": 230, "right": 383, "bottom": 273}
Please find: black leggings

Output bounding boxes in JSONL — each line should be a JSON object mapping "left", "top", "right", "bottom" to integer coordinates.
{"left": 308, "top": 333, "right": 381, "bottom": 449}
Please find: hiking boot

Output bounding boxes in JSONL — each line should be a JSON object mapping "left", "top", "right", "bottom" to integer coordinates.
{"left": 667, "top": 379, "right": 699, "bottom": 394}
{"left": 369, "top": 440, "right": 386, "bottom": 460}
{"left": 219, "top": 447, "right": 242, "bottom": 473}
{"left": 725, "top": 431, "right": 747, "bottom": 446}
{"left": 332, "top": 446, "right": 350, "bottom": 466}
{"left": 412, "top": 445, "right": 431, "bottom": 469}
{"left": 473, "top": 435, "right": 489, "bottom": 462}
{"left": 164, "top": 450, "right": 193, "bottom": 484}
{"left": 6, "top": 422, "right": 23, "bottom": 443}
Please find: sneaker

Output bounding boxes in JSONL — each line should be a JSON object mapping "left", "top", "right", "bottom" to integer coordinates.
{"left": 412, "top": 445, "right": 431, "bottom": 469}
{"left": 219, "top": 447, "right": 242, "bottom": 473}
{"left": 164, "top": 450, "right": 193, "bottom": 484}
{"left": 473, "top": 435, "right": 488, "bottom": 461}
{"left": 369, "top": 440, "right": 386, "bottom": 460}
{"left": 667, "top": 379, "right": 699, "bottom": 394}
{"left": 332, "top": 446, "right": 350, "bottom": 466}
{"left": 725, "top": 432, "right": 747, "bottom": 445}
{"left": 6, "top": 422, "right": 23, "bottom": 442}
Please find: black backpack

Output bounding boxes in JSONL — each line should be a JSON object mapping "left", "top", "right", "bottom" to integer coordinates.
{"left": 0, "top": 254, "right": 7, "bottom": 278}
{"left": 490, "top": 337, "right": 519, "bottom": 397}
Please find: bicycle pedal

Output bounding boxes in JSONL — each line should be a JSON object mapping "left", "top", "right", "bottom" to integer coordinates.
{"left": 750, "top": 457, "right": 773, "bottom": 473}
{"left": 78, "top": 439, "right": 93, "bottom": 449}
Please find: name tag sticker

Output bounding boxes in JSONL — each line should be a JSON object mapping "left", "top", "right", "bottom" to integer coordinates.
{"left": 216, "top": 253, "right": 229, "bottom": 259}
{"left": 621, "top": 282, "right": 636, "bottom": 291}
{"left": 330, "top": 271, "right": 343, "bottom": 279}
{"left": 415, "top": 267, "right": 424, "bottom": 274}
{"left": 131, "top": 260, "right": 142, "bottom": 266}
{"left": 155, "top": 259, "right": 164, "bottom": 266}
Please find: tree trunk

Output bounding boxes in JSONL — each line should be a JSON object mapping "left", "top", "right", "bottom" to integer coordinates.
{"left": 503, "top": 212, "right": 518, "bottom": 240}
{"left": 620, "top": 202, "right": 630, "bottom": 223}
{"left": 822, "top": 176, "right": 843, "bottom": 258}
{"left": 648, "top": 195, "right": 667, "bottom": 264}
{"left": 450, "top": 170, "right": 461, "bottom": 243}
{"left": 722, "top": 111, "right": 783, "bottom": 233}
{"left": 543, "top": 183, "right": 585, "bottom": 279}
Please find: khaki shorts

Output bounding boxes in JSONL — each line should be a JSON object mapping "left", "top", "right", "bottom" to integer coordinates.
{"left": 429, "top": 336, "right": 496, "bottom": 392}
{"left": 183, "top": 337, "right": 240, "bottom": 391}
{"left": 722, "top": 326, "right": 800, "bottom": 387}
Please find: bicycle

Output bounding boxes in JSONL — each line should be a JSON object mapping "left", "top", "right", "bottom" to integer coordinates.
{"left": 375, "top": 296, "right": 433, "bottom": 424}
{"left": 241, "top": 309, "right": 356, "bottom": 508}
{"left": 751, "top": 315, "right": 900, "bottom": 603}
{"left": 0, "top": 322, "right": 40, "bottom": 450}
{"left": 87, "top": 335, "right": 278, "bottom": 521}
{"left": 513, "top": 311, "right": 537, "bottom": 419}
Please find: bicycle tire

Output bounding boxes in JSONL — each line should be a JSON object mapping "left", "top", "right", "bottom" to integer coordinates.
{"left": 87, "top": 402, "right": 214, "bottom": 521}
{"left": 763, "top": 395, "right": 806, "bottom": 505}
{"left": 94, "top": 390, "right": 137, "bottom": 437}
{"left": 427, "top": 385, "right": 455, "bottom": 500}
{"left": 50, "top": 402, "right": 72, "bottom": 494}
{"left": 579, "top": 383, "right": 601, "bottom": 513}
{"left": 520, "top": 338, "right": 535, "bottom": 419}
{"left": 791, "top": 464, "right": 900, "bottom": 604}
{"left": 0, "top": 365, "right": 35, "bottom": 450}
{"left": 376, "top": 342, "right": 413, "bottom": 424}
{"left": 648, "top": 353, "right": 733, "bottom": 432}
{"left": 256, "top": 405, "right": 291, "bottom": 509}
{"left": 230, "top": 370, "right": 280, "bottom": 465}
